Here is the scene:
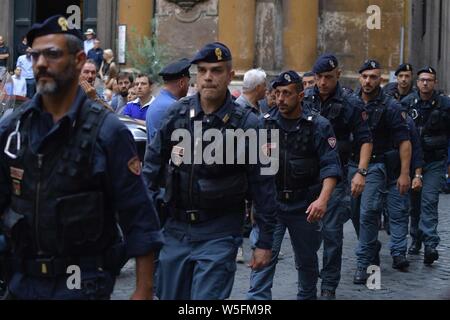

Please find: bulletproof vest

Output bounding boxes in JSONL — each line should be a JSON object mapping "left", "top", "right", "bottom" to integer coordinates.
{"left": 264, "top": 114, "right": 320, "bottom": 191}
{"left": 407, "top": 95, "right": 449, "bottom": 156}
{"left": 304, "top": 94, "right": 353, "bottom": 164}
{"left": 3, "top": 101, "right": 116, "bottom": 257}
{"left": 168, "top": 101, "right": 252, "bottom": 211}
{"left": 366, "top": 96, "right": 392, "bottom": 156}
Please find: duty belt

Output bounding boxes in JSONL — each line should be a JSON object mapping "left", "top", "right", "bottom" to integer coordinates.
{"left": 12, "top": 256, "right": 105, "bottom": 278}
{"left": 171, "top": 208, "right": 242, "bottom": 224}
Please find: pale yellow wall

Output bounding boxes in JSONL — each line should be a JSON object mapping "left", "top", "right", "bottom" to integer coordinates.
{"left": 218, "top": 0, "right": 256, "bottom": 72}
{"left": 283, "top": 0, "right": 319, "bottom": 72}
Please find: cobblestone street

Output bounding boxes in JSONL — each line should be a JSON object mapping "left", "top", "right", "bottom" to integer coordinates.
{"left": 112, "top": 194, "right": 450, "bottom": 300}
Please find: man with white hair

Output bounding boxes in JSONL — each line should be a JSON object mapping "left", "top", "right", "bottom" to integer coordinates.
{"left": 235, "top": 68, "right": 267, "bottom": 114}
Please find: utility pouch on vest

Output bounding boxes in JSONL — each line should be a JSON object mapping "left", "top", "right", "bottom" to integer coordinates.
{"left": 56, "top": 192, "right": 104, "bottom": 253}
{"left": 197, "top": 173, "right": 248, "bottom": 210}
{"left": 384, "top": 149, "right": 401, "bottom": 181}
{"left": 1, "top": 207, "right": 30, "bottom": 255}
{"left": 289, "top": 158, "right": 319, "bottom": 182}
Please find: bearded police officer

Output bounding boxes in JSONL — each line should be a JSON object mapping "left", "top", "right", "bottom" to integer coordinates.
{"left": 353, "top": 60, "right": 412, "bottom": 284}
{"left": 401, "top": 67, "right": 450, "bottom": 264}
{"left": 0, "top": 15, "right": 163, "bottom": 300}
{"left": 248, "top": 71, "right": 341, "bottom": 300}
{"left": 142, "top": 42, "right": 277, "bottom": 300}
{"left": 383, "top": 63, "right": 415, "bottom": 101}
{"left": 302, "top": 54, "right": 373, "bottom": 299}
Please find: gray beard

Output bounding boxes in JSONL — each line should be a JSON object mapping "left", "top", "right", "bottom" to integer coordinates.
{"left": 36, "top": 81, "right": 58, "bottom": 95}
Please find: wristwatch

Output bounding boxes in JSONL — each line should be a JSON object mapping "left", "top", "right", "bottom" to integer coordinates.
{"left": 414, "top": 174, "right": 423, "bottom": 180}
{"left": 357, "top": 168, "right": 368, "bottom": 177}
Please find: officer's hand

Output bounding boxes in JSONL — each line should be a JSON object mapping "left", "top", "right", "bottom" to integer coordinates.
{"left": 351, "top": 174, "right": 366, "bottom": 198}
{"left": 80, "top": 80, "right": 97, "bottom": 100}
{"left": 411, "top": 177, "right": 423, "bottom": 192}
{"left": 130, "top": 289, "right": 153, "bottom": 300}
{"left": 306, "top": 198, "right": 327, "bottom": 223}
{"left": 397, "top": 174, "right": 411, "bottom": 195}
{"left": 248, "top": 248, "right": 272, "bottom": 270}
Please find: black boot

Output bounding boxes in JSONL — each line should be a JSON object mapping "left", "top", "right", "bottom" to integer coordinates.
{"left": 424, "top": 247, "right": 439, "bottom": 265}
{"left": 408, "top": 239, "right": 422, "bottom": 255}
{"left": 353, "top": 267, "right": 369, "bottom": 285}
{"left": 392, "top": 255, "right": 410, "bottom": 270}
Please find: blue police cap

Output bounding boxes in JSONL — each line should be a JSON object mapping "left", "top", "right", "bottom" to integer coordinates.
{"left": 272, "top": 71, "right": 301, "bottom": 89}
{"left": 303, "top": 71, "right": 316, "bottom": 78}
{"left": 312, "top": 54, "right": 338, "bottom": 74}
{"left": 417, "top": 66, "right": 437, "bottom": 77}
{"left": 395, "top": 63, "right": 413, "bottom": 76}
{"left": 159, "top": 58, "right": 191, "bottom": 81}
{"left": 359, "top": 59, "right": 381, "bottom": 74}
{"left": 191, "top": 42, "right": 232, "bottom": 64}
{"left": 26, "top": 15, "right": 84, "bottom": 47}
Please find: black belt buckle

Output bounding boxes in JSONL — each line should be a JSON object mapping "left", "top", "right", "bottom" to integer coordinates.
{"left": 35, "top": 257, "right": 55, "bottom": 277}
{"left": 282, "top": 190, "right": 293, "bottom": 201}
{"left": 186, "top": 210, "right": 200, "bottom": 223}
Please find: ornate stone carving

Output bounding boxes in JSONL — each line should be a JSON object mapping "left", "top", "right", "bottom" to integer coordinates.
{"left": 166, "top": 0, "right": 208, "bottom": 11}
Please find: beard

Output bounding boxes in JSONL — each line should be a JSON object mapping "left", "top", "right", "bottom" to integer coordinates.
{"left": 36, "top": 61, "right": 77, "bottom": 95}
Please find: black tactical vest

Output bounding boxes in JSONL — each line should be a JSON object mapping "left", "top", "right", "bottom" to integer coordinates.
{"left": 264, "top": 114, "right": 320, "bottom": 192}
{"left": 407, "top": 96, "right": 449, "bottom": 160}
{"left": 367, "top": 97, "right": 392, "bottom": 156}
{"left": 167, "top": 101, "right": 252, "bottom": 212}
{"left": 3, "top": 101, "right": 116, "bottom": 258}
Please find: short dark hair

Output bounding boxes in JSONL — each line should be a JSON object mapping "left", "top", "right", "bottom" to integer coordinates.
{"left": 136, "top": 73, "right": 153, "bottom": 85}
{"left": 65, "top": 34, "right": 83, "bottom": 54}
{"left": 84, "top": 59, "right": 97, "bottom": 68}
{"left": 117, "top": 72, "right": 134, "bottom": 83}
{"left": 295, "top": 80, "right": 304, "bottom": 93}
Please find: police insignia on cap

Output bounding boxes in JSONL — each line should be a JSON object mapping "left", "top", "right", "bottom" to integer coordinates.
{"left": 128, "top": 156, "right": 142, "bottom": 176}
{"left": 215, "top": 48, "right": 223, "bottom": 61}
{"left": 58, "top": 17, "right": 69, "bottom": 31}
{"left": 329, "top": 60, "right": 335, "bottom": 68}
{"left": 284, "top": 74, "right": 292, "bottom": 82}
{"left": 429, "top": 68, "right": 433, "bottom": 73}
{"left": 406, "top": 65, "right": 410, "bottom": 71}
{"left": 371, "top": 61, "right": 376, "bottom": 68}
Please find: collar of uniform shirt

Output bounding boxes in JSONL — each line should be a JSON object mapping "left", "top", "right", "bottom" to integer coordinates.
{"left": 192, "top": 90, "right": 234, "bottom": 123}
{"left": 29, "top": 87, "right": 87, "bottom": 127}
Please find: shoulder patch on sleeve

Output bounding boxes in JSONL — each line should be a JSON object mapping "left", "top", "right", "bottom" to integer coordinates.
{"left": 328, "top": 137, "right": 337, "bottom": 149}
{"left": 128, "top": 156, "right": 142, "bottom": 176}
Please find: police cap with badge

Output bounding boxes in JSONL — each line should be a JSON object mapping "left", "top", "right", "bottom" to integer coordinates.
{"left": 272, "top": 70, "right": 301, "bottom": 89}
{"left": 26, "top": 15, "right": 84, "bottom": 46}
{"left": 417, "top": 66, "right": 437, "bottom": 77}
{"left": 159, "top": 58, "right": 191, "bottom": 81}
{"left": 312, "top": 54, "right": 339, "bottom": 74}
{"left": 359, "top": 59, "right": 381, "bottom": 73}
{"left": 395, "top": 63, "right": 413, "bottom": 76}
{"left": 191, "top": 42, "right": 232, "bottom": 64}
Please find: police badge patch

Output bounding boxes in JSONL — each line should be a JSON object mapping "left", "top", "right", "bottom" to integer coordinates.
{"left": 361, "top": 111, "right": 369, "bottom": 121}
{"left": 128, "top": 156, "right": 142, "bottom": 176}
{"left": 328, "top": 137, "right": 337, "bottom": 149}
{"left": 171, "top": 146, "right": 185, "bottom": 167}
{"left": 262, "top": 143, "right": 277, "bottom": 157}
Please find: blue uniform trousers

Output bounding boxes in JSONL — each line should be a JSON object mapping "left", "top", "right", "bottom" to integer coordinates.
{"left": 156, "top": 231, "right": 242, "bottom": 300}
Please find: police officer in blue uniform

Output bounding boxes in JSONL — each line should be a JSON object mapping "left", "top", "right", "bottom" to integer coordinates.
{"left": 142, "top": 42, "right": 277, "bottom": 300}
{"left": 145, "top": 58, "right": 191, "bottom": 142}
{"left": 302, "top": 54, "right": 373, "bottom": 299}
{"left": 0, "top": 15, "right": 163, "bottom": 300}
{"left": 383, "top": 63, "right": 416, "bottom": 101}
{"left": 401, "top": 67, "right": 450, "bottom": 264}
{"left": 353, "top": 60, "right": 412, "bottom": 284}
{"left": 250, "top": 71, "right": 341, "bottom": 300}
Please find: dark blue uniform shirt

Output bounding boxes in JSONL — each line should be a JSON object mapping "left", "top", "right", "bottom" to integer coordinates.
{"left": 0, "top": 88, "right": 163, "bottom": 259}
{"left": 262, "top": 109, "right": 342, "bottom": 212}
{"left": 304, "top": 83, "right": 372, "bottom": 164}
{"left": 143, "top": 92, "right": 277, "bottom": 250}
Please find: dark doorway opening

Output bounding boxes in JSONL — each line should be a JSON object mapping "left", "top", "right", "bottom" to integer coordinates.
{"left": 35, "top": 0, "right": 82, "bottom": 23}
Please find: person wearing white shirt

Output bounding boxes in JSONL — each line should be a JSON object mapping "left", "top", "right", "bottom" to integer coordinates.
{"left": 16, "top": 48, "right": 35, "bottom": 98}
{"left": 11, "top": 67, "right": 27, "bottom": 97}
{"left": 83, "top": 29, "right": 96, "bottom": 54}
